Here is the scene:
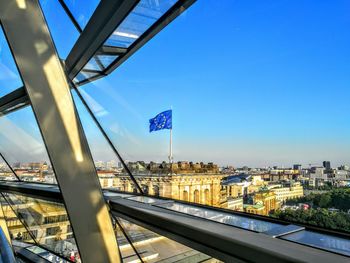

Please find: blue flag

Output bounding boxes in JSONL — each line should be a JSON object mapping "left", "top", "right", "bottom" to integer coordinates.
{"left": 149, "top": 110, "right": 172, "bottom": 132}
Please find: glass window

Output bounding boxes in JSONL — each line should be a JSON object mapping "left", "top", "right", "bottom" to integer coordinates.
{"left": 39, "top": 0, "right": 80, "bottom": 58}
{"left": 0, "top": 154, "right": 19, "bottom": 181}
{"left": 73, "top": 0, "right": 350, "bottom": 235}
{"left": 96, "top": 54, "right": 118, "bottom": 69}
{"left": 1, "top": 193, "right": 80, "bottom": 261}
{"left": 0, "top": 106, "right": 57, "bottom": 184}
{"left": 73, "top": 71, "right": 100, "bottom": 84}
{"left": 83, "top": 57, "right": 103, "bottom": 72}
{"left": 0, "top": 26, "right": 23, "bottom": 97}
{"left": 105, "top": 0, "right": 177, "bottom": 48}
{"left": 62, "top": 0, "right": 100, "bottom": 30}
{"left": 280, "top": 230, "right": 350, "bottom": 257}
{"left": 72, "top": 89, "right": 141, "bottom": 193}
{"left": 114, "top": 216, "right": 221, "bottom": 262}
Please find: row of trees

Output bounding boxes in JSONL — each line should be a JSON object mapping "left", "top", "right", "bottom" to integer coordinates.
{"left": 271, "top": 208, "right": 350, "bottom": 232}
{"left": 286, "top": 188, "right": 350, "bottom": 211}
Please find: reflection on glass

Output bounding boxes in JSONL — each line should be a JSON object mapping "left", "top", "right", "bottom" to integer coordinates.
{"left": 0, "top": 106, "right": 57, "bottom": 184}
{"left": 71, "top": 89, "right": 141, "bottom": 193}
{"left": 127, "top": 196, "right": 164, "bottom": 204}
{"left": 97, "top": 54, "right": 118, "bottom": 69}
{"left": 157, "top": 202, "right": 280, "bottom": 233}
{"left": 83, "top": 57, "right": 103, "bottom": 72}
{"left": 281, "top": 230, "right": 350, "bottom": 257}
{"left": 39, "top": 0, "right": 80, "bottom": 58}
{"left": 73, "top": 71, "right": 99, "bottom": 84}
{"left": 63, "top": 0, "right": 100, "bottom": 29}
{"left": 105, "top": 0, "right": 177, "bottom": 47}
{"left": 0, "top": 26, "right": 23, "bottom": 97}
{"left": 26, "top": 246, "right": 69, "bottom": 263}
{"left": 115, "top": 217, "right": 220, "bottom": 262}
{"left": 1, "top": 193, "right": 80, "bottom": 262}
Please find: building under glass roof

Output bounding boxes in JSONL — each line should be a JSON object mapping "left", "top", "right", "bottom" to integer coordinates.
{"left": 0, "top": 0, "right": 349, "bottom": 263}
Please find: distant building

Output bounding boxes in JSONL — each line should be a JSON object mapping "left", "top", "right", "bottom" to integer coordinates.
{"left": 221, "top": 197, "right": 243, "bottom": 211}
{"left": 244, "top": 191, "right": 278, "bottom": 216}
{"left": 323, "top": 161, "right": 331, "bottom": 170}
{"left": 108, "top": 173, "right": 224, "bottom": 206}
{"left": 293, "top": 164, "right": 302, "bottom": 171}
{"left": 269, "top": 181, "right": 304, "bottom": 202}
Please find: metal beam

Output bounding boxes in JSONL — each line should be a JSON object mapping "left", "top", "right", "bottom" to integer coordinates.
{"left": 104, "top": 0, "right": 196, "bottom": 75}
{"left": 76, "top": 0, "right": 196, "bottom": 86}
{"left": 1, "top": 181, "right": 350, "bottom": 263}
{"left": 96, "top": 45, "right": 127, "bottom": 56}
{"left": 0, "top": 87, "right": 29, "bottom": 115}
{"left": 65, "top": 0, "right": 139, "bottom": 79}
{"left": 0, "top": 1, "right": 120, "bottom": 262}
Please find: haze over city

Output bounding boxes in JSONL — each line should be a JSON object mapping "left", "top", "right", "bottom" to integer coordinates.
{"left": 1, "top": 0, "right": 350, "bottom": 168}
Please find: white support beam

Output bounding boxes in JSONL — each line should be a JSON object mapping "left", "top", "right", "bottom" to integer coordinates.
{"left": 0, "top": 1, "right": 120, "bottom": 262}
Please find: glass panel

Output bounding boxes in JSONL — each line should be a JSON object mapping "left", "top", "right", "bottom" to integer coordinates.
{"left": 97, "top": 54, "right": 118, "bottom": 69}
{"left": 75, "top": 0, "right": 350, "bottom": 234}
{"left": 40, "top": 0, "right": 80, "bottom": 58}
{"left": 0, "top": 26, "right": 23, "bottom": 97}
{"left": 0, "top": 154, "right": 18, "bottom": 181}
{"left": 63, "top": 0, "right": 100, "bottom": 29}
{"left": 115, "top": 217, "right": 220, "bottom": 262}
{"left": 280, "top": 230, "right": 350, "bottom": 257}
{"left": 0, "top": 195, "right": 36, "bottom": 245}
{"left": 73, "top": 71, "right": 100, "bottom": 84}
{"left": 84, "top": 57, "right": 103, "bottom": 71}
{"left": 71, "top": 89, "right": 141, "bottom": 193}
{"left": 1, "top": 193, "right": 80, "bottom": 261}
{"left": 105, "top": 0, "right": 177, "bottom": 48}
{"left": 0, "top": 106, "right": 57, "bottom": 183}
{"left": 26, "top": 246, "right": 70, "bottom": 263}
{"left": 156, "top": 202, "right": 280, "bottom": 233}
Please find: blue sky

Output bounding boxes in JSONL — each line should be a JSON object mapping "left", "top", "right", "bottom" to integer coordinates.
{"left": 1, "top": 0, "right": 350, "bottom": 167}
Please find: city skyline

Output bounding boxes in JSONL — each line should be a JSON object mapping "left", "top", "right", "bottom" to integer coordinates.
{"left": 1, "top": 0, "right": 350, "bottom": 167}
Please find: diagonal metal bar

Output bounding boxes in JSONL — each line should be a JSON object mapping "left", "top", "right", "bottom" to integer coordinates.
{"left": 0, "top": 193, "right": 74, "bottom": 262}
{"left": 57, "top": 0, "right": 83, "bottom": 33}
{"left": 72, "top": 86, "right": 143, "bottom": 194}
{"left": 65, "top": 0, "right": 140, "bottom": 79}
{"left": 115, "top": 216, "right": 144, "bottom": 263}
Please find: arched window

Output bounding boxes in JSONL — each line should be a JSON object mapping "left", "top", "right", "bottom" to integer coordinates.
{"left": 204, "top": 189, "right": 210, "bottom": 205}
{"left": 194, "top": 190, "right": 200, "bottom": 203}
{"left": 183, "top": 190, "right": 189, "bottom": 201}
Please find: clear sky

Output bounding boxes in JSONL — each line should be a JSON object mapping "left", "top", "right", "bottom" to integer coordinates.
{"left": 1, "top": 0, "right": 350, "bottom": 168}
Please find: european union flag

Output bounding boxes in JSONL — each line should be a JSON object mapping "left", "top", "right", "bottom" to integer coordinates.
{"left": 149, "top": 110, "right": 172, "bottom": 132}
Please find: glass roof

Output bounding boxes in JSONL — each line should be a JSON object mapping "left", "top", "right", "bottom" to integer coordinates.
{"left": 156, "top": 201, "right": 280, "bottom": 233}
{"left": 105, "top": 0, "right": 177, "bottom": 48}
{"left": 281, "top": 230, "right": 350, "bottom": 257}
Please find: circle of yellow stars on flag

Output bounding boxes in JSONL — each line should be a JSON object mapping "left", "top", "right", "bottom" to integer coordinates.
{"left": 154, "top": 113, "right": 167, "bottom": 129}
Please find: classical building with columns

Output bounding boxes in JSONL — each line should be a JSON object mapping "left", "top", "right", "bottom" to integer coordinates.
{"left": 114, "top": 173, "right": 225, "bottom": 207}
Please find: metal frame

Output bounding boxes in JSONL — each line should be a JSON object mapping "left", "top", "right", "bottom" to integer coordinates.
{"left": 75, "top": 0, "right": 197, "bottom": 86}
{"left": 0, "top": 0, "right": 196, "bottom": 113}
{"left": 65, "top": 0, "right": 140, "bottom": 80}
{"left": 0, "top": 1, "right": 120, "bottom": 262}
{"left": 0, "top": 182, "right": 350, "bottom": 263}
{"left": 1, "top": 181, "right": 349, "bottom": 263}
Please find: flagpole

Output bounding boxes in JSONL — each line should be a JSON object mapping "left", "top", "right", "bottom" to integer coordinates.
{"left": 169, "top": 128, "right": 173, "bottom": 164}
